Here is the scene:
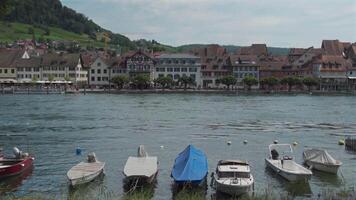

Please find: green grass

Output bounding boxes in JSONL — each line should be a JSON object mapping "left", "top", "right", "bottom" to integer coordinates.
{"left": 0, "top": 21, "right": 105, "bottom": 48}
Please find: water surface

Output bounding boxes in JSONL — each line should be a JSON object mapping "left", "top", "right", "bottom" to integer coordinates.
{"left": 0, "top": 94, "right": 355, "bottom": 199}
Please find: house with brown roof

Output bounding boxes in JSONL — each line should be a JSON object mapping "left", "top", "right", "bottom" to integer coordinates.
{"left": 236, "top": 44, "right": 269, "bottom": 57}
{"left": 121, "top": 50, "right": 155, "bottom": 81}
{"left": 344, "top": 43, "right": 356, "bottom": 89}
{"left": 40, "top": 53, "right": 87, "bottom": 84}
{"left": 0, "top": 49, "right": 24, "bottom": 83}
{"left": 321, "top": 40, "right": 350, "bottom": 56}
{"left": 230, "top": 54, "right": 259, "bottom": 88}
{"left": 190, "top": 45, "right": 232, "bottom": 88}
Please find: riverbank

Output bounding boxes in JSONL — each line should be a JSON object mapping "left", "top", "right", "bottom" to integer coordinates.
{"left": 2, "top": 188, "right": 355, "bottom": 200}
{"left": 65, "top": 88, "right": 356, "bottom": 96}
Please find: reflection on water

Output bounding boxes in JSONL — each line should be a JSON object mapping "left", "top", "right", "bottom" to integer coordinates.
{"left": 0, "top": 94, "right": 356, "bottom": 199}
{"left": 68, "top": 174, "right": 107, "bottom": 200}
{"left": 0, "top": 166, "right": 33, "bottom": 195}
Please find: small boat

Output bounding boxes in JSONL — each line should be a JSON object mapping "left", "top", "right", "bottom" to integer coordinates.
{"left": 303, "top": 149, "right": 342, "bottom": 174}
{"left": 67, "top": 153, "right": 105, "bottom": 186}
{"left": 171, "top": 145, "right": 208, "bottom": 185}
{"left": 123, "top": 145, "right": 158, "bottom": 184}
{"left": 265, "top": 144, "right": 312, "bottom": 182}
{"left": 0, "top": 147, "right": 34, "bottom": 178}
{"left": 212, "top": 160, "right": 254, "bottom": 196}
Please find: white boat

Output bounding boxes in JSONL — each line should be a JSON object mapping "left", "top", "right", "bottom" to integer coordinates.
{"left": 123, "top": 145, "right": 158, "bottom": 184}
{"left": 212, "top": 160, "right": 254, "bottom": 196}
{"left": 67, "top": 153, "right": 105, "bottom": 186}
{"left": 303, "top": 149, "right": 342, "bottom": 174}
{"left": 265, "top": 144, "right": 312, "bottom": 182}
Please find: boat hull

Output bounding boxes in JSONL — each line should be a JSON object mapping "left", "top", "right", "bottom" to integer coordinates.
{"left": 265, "top": 159, "right": 311, "bottom": 182}
{"left": 69, "top": 167, "right": 104, "bottom": 186}
{"left": 124, "top": 171, "right": 158, "bottom": 185}
{"left": 215, "top": 177, "right": 253, "bottom": 196}
{"left": 0, "top": 157, "right": 34, "bottom": 178}
{"left": 304, "top": 160, "right": 340, "bottom": 174}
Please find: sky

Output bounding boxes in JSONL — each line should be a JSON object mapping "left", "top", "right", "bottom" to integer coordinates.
{"left": 61, "top": 0, "right": 356, "bottom": 48}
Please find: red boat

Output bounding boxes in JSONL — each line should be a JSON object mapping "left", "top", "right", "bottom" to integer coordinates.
{"left": 0, "top": 148, "right": 34, "bottom": 178}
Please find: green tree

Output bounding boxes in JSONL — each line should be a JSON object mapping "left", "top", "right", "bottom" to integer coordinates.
{"left": 28, "top": 27, "right": 34, "bottom": 34}
{"left": 131, "top": 74, "right": 150, "bottom": 90}
{"left": 242, "top": 75, "right": 259, "bottom": 90}
{"left": 302, "top": 77, "right": 319, "bottom": 92}
{"left": 260, "top": 77, "right": 279, "bottom": 91}
{"left": 154, "top": 76, "right": 174, "bottom": 89}
{"left": 219, "top": 75, "right": 237, "bottom": 90}
{"left": 48, "top": 74, "right": 55, "bottom": 82}
{"left": 0, "top": 0, "right": 12, "bottom": 19}
{"left": 111, "top": 75, "right": 129, "bottom": 89}
{"left": 178, "top": 76, "right": 195, "bottom": 90}
{"left": 280, "top": 77, "right": 302, "bottom": 92}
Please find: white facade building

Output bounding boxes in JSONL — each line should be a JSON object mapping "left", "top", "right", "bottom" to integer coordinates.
{"left": 155, "top": 53, "right": 202, "bottom": 87}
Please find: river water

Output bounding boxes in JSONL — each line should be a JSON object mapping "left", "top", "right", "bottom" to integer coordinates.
{"left": 0, "top": 94, "right": 355, "bottom": 199}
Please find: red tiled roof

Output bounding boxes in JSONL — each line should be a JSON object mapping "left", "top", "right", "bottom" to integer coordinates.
{"left": 0, "top": 49, "right": 24, "bottom": 68}
{"left": 321, "top": 40, "right": 350, "bottom": 55}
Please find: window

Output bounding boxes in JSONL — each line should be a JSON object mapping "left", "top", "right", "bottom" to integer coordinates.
{"left": 189, "top": 68, "right": 197, "bottom": 72}
{"left": 175, "top": 60, "right": 179, "bottom": 64}
{"left": 97, "top": 77, "right": 101, "bottom": 81}
{"left": 190, "top": 74, "right": 196, "bottom": 80}
{"left": 34, "top": 67, "right": 39, "bottom": 72}
{"left": 97, "top": 62, "right": 101, "bottom": 67}
{"left": 91, "top": 77, "right": 95, "bottom": 81}
{"left": 174, "top": 74, "right": 180, "bottom": 80}
{"left": 103, "top": 77, "right": 108, "bottom": 81}
{"left": 11, "top": 69, "right": 15, "bottom": 74}
{"left": 174, "top": 68, "right": 180, "bottom": 72}
{"left": 4, "top": 69, "right": 7, "bottom": 73}
{"left": 158, "top": 74, "right": 164, "bottom": 78}
{"left": 97, "top": 69, "right": 101, "bottom": 74}
{"left": 104, "top": 69, "right": 107, "bottom": 74}
{"left": 26, "top": 68, "right": 31, "bottom": 72}
{"left": 167, "top": 68, "right": 173, "bottom": 72}
{"left": 181, "top": 68, "right": 187, "bottom": 72}
{"left": 91, "top": 69, "right": 95, "bottom": 74}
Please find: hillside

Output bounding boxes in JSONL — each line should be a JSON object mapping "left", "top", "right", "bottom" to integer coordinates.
{"left": 0, "top": 0, "right": 290, "bottom": 55}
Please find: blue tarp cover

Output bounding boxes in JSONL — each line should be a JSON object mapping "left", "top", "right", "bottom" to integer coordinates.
{"left": 171, "top": 145, "right": 208, "bottom": 182}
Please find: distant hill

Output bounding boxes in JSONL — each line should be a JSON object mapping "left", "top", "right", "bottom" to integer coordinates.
{"left": 176, "top": 44, "right": 290, "bottom": 56}
{"left": 1, "top": 0, "right": 290, "bottom": 55}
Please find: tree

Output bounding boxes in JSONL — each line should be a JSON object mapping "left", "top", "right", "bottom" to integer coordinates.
{"left": 111, "top": 75, "right": 129, "bottom": 90}
{"left": 302, "top": 77, "right": 319, "bottom": 92}
{"left": 154, "top": 76, "right": 174, "bottom": 89}
{"left": 260, "top": 77, "right": 279, "bottom": 91}
{"left": 280, "top": 77, "right": 302, "bottom": 92}
{"left": 0, "top": 0, "right": 12, "bottom": 19}
{"left": 242, "top": 75, "right": 259, "bottom": 90}
{"left": 131, "top": 74, "right": 150, "bottom": 90}
{"left": 64, "top": 75, "right": 71, "bottom": 82}
{"left": 219, "top": 75, "right": 237, "bottom": 90}
{"left": 28, "top": 27, "right": 34, "bottom": 35}
{"left": 178, "top": 76, "right": 195, "bottom": 90}
{"left": 48, "top": 74, "right": 55, "bottom": 82}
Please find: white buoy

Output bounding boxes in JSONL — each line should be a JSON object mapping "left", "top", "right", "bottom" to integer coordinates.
{"left": 293, "top": 141, "right": 298, "bottom": 146}
{"left": 243, "top": 140, "right": 248, "bottom": 144}
{"left": 160, "top": 145, "right": 164, "bottom": 149}
{"left": 273, "top": 140, "right": 279, "bottom": 144}
{"left": 227, "top": 141, "right": 232, "bottom": 145}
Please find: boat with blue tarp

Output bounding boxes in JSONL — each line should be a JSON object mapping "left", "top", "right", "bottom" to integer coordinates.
{"left": 171, "top": 145, "right": 208, "bottom": 185}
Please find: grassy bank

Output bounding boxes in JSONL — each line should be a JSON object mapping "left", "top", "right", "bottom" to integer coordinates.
{"left": 1, "top": 188, "right": 355, "bottom": 200}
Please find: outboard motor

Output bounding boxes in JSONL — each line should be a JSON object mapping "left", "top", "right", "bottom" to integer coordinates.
{"left": 87, "top": 152, "right": 97, "bottom": 163}
{"left": 137, "top": 145, "right": 148, "bottom": 157}
{"left": 13, "top": 147, "right": 22, "bottom": 159}
{"left": 271, "top": 149, "right": 279, "bottom": 160}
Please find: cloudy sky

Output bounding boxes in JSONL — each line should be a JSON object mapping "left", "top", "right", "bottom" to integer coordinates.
{"left": 61, "top": 0, "right": 356, "bottom": 48}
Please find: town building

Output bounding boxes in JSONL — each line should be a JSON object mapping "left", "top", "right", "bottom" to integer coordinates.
{"left": 155, "top": 53, "right": 202, "bottom": 87}
{"left": 230, "top": 55, "right": 259, "bottom": 88}
{"left": 190, "top": 45, "right": 232, "bottom": 88}
{"left": 0, "top": 49, "right": 23, "bottom": 83}
{"left": 345, "top": 44, "right": 356, "bottom": 90}
{"left": 122, "top": 50, "right": 155, "bottom": 80}
{"left": 88, "top": 56, "right": 112, "bottom": 87}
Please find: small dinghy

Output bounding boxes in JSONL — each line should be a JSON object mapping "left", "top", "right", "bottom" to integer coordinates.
{"left": 212, "top": 160, "right": 254, "bottom": 196}
{"left": 67, "top": 153, "right": 105, "bottom": 186}
{"left": 0, "top": 147, "right": 34, "bottom": 178}
{"left": 123, "top": 145, "right": 158, "bottom": 184}
{"left": 265, "top": 144, "right": 312, "bottom": 182}
{"left": 303, "top": 149, "right": 342, "bottom": 174}
{"left": 171, "top": 145, "right": 208, "bottom": 185}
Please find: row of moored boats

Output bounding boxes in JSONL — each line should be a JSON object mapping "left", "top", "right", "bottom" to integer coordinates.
{"left": 0, "top": 143, "right": 342, "bottom": 197}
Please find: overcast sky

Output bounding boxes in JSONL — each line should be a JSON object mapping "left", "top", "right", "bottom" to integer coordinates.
{"left": 61, "top": 0, "right": 356, "bottom": 48}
